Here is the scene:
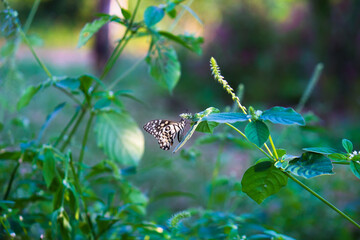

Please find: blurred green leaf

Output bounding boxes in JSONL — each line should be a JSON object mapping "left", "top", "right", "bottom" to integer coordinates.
{"left": 17, "top": 85, "right": 41, "bottom": 110}
{"left": 0, "top": 150, "right": 21, "bottom": 160}
{"left": 27, "top": 34, "right": 43, "bottom": 47}
{"left": 177, "top": 34, "right": 204, "bottom": 55}
{"left": 241, "top": 161, "right": 288, "bottom": 204}
{"left": 43, "top": 148, "right": 58, "bottom": 188}
{"left": 195, "top": 121, "right": 219, "bottom": 133}
{"left": 144, "top": 6, "right": 165, "bottom": 27}
{"left": 1, "top": 41, "right": 16, "bottom": 57}
{"left": 303, "top": 147, "right": 340, "bottom": 155}
{"left": 147, "top": 44, "right": 180, "bottom": 93}
{"left": 121, "top": 7, "right": 131, "bottom": 20}
{"left": 95, "top": 111, "right": 144, "bottom": 166}
{"left": 121, "top": 181, "right": 148, "bottom": 215}
{"left": 166, "top": 3, "right": 177, "bottom": 18}
{"left": 202, "top": 112, "right": 250, "bottom": 123}
{"left": 78, "top": 15, "right": 113, "bottom": 48}
{"left": 245, "top": 120, "right": 269, "bottom": 147}
{"left": 260, "top": 107, "right": 305, "bottom": 126}
{"left": 285, "top": 152, "right": 334, "bottom": 179}
{"left": 55, "top": 77, "right": 80, "bottom": 91}
{"left": 350, "top": 161, "right": 360, "bottom": 180}
{"left": 342, "top": 139, "right": 353, "bottom": 153}
{"left": 328, "top": 153, "right": 348, "bottom": 161}
{"left": 94, "top": 98, "right": 111, "bottom": 110}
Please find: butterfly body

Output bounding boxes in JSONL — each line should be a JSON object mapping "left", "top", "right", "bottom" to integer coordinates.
{"left": 143, "top": 118, "right": 186, "bottom": 150}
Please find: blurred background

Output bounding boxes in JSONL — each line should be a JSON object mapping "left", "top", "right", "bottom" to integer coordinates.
{"left": 1, "top": 0, "right": 360, "bottom": 239}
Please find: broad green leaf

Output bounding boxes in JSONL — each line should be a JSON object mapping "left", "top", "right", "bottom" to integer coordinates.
{"left": 17, "top": 85, "right": 41, "bottom": 110}
{"left": 328, "top": 153, "right": 348, "bottom": 161}
{"left": 260, "top": 106, "right": 305, "bottom": 126}
{"left": 147, "top": 45, "right": 180, "bottom": 92}
{"left": 202, "top": 112, "right": 250, "bottom": 123}
{"left": 241, "top": 161, "right": 288, "bottom": 204}
{"left": 158, "top": 31, "right": 193, "bottom": 51}
{"left": 78, "top": 15, "right": 112, "bottom": 48}
{"left": 121, "top": 8, "right": 131, "bottom": 20}
{"left": 95, "top": 111, "right": 144, "bottom": 166}
{"left": 195, "top": 121, "right": 219, "bottom": 133}
{"left": 43, "top": 149, "right": 57, "bottom": 188}
{"left": 245, "top": 120, "right": 269, "bottom": 147}
{"left": 342, "top": 139, "right": 353, "bottom": 153}
{"left": 285, "top": 152, "right": 334, "bottom": 179}
{"left": 144, "top": 6, "right": 165, "bottom": 27}
{"left": 350, "top": 161, "right": 360, "bottom": 180}
{"left": 55, "top": 77, "right": 80, "bottom": 90}
{"left": 303, "top": 147, "right": 340, "bottom": 155}
{"left": 165, "top": 3, "right": 177, "bottom": 18}
{"left": 0, "top": 150, "right": 21, "bottom": 160}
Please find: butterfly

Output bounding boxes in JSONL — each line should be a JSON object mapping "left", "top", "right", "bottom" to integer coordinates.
{"left": 143, "top": 118, "right": 186, "bottom": 150}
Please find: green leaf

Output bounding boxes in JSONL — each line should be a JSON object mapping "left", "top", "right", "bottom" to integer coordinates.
{"left": 177, "top": 34, "right": 204, "bottom": 55}
{"left": 328, "top": 153, "right": 348, "bottom": 161}
{"left": 43, "top": 149, "right": 57, "bottom": 188}
{"left": 17, "top": 85, "right": 41, "bottom": 110}
{"left": 121, "top": 8, "right": 131, "bottom": 20}
{"left": 241, "top": 161, "right": 288, "bottom": 204}
{"left": 195, "top": 121, "right": 219, "bottom": 134}
{"left": 144, "top": 6, "right": 165, "bottom": 27}
{"left": 94, "top": 98, "right": 111, "bottom": 110}
{"left": 202, "top": 112, "right": 250, "bottom": 123}
{"left": 95, "top": 111, "right": 144, "bottom": 166}
{"left": 78, "top": 15, "right": 112, "bottom": 48}
{"left": 147, "top": 45, "right": 180, "bottom": 92}
{"left": 55, "top": 77, "right": 80, "bottom": 90}
{"left": 121, "top": 181, "right": 148, "bottom": 215}
{"left": 245, "top": 120, "right": 269, "bottom": 147}
{"left": 260, "top": 106, "right": 305, "bottom": 126}
{"left": 173, "top": 107, "right": 218, "bottom": 153}
{"left": 158, "top": 31, "right": 193, "bottom": 51}
{"left": 342, "top": 139, "right": 353, "bottom": 153}
{"left": 303, "top": 147, "right": 340, "bottom": 155}
{"left": 350, "top": 161, "right": 360, "bottom": 180}
{"left": 285, "top": 152, "right": 334, "bottom": 179}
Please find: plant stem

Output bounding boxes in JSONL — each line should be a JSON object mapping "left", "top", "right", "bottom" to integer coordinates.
{"left": 3, "top": 160, "right": 20, "bottom": 200}
{"left": 225, "top": 123, "right": 272, "bottom": 160}
{"left": 168, "top": 0, "right": 194, "bottom": 32}
{"left": 100, "top": 0, "right": 141, "bottom": 80}
{"left": 69, "top": 156, "right": 97, "bottom": 239}
{"left": 54, "top": 86, "right": 83, "bottom": 105}
{"left": 78, "top": 113, "right": 95, "bottom": 179}
{"left": 23, "top": 0, "right": 40, "bottom": 33}
{"left": 60, "top": 108, "right": 87, "bottom": 151}
{"left": 54, "top": 107, "right": 80, "bottom": 147}
{"left": 297, "top": 63, "right": 323, "bottom": 112}
{"left": 18, "top": 29, "right": 52, "bottom": 79}
{"left": 268, "top": 135, "right": 279, "bottom": 160}
{"left": 332, "top": 161, "right": 350, "bottom": 165}
{"left": 285, "top": 172, "right": 360, "bottom": 229}
{"left": 108, "top": 56, "right": 145, "bottom": 90}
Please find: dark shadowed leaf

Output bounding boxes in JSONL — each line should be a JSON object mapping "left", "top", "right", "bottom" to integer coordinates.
{"left": 241, "top": 161, "right": 288, "bottom": 204}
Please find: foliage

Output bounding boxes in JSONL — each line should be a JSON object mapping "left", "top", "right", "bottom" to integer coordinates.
{"left": 1, "top": 0, "right": 360, "bottom": 239}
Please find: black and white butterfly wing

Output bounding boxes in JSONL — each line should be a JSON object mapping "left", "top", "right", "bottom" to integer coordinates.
{"left": 143, "top": 119, "right": 186, "bottom": 150}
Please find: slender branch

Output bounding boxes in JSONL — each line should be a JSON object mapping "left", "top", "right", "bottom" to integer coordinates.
{"left": 54, "top": 107, "right": 81, "bottom": 147}
{"left": 18, "top": 29, "right": 52, "bottom": 79}
{"left": 60, "top": 109, "right": 87, "bottom": 151}
{"left": 285, "top": 172, "right": 360, "bottom": 229}
{"left": 100, "top": 0, "right": 141, "bottom": 80}
{"left": 225, "top": 123, "right": 272, "bottom": 160}
{"left": 77, "top": 113, "right": 95, "bottom": 178}
{"left": 23, "top": 0, "right": 40, "bottom": 33}
{"left": 108, "top": 56, "right": 144, "bottom": 90}
{"left": 3, "top": 160, "right": 21, "bottom": 200}
{"left": 54, "top": 86, "right": 82, "bottom": 106}
{"left": 168, "top": 0, "right": 194, "bottom": 32}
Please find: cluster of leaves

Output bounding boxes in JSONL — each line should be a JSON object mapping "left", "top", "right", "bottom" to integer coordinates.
{"left": 0, "top": 1, "right": 297, "bottom": 239}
